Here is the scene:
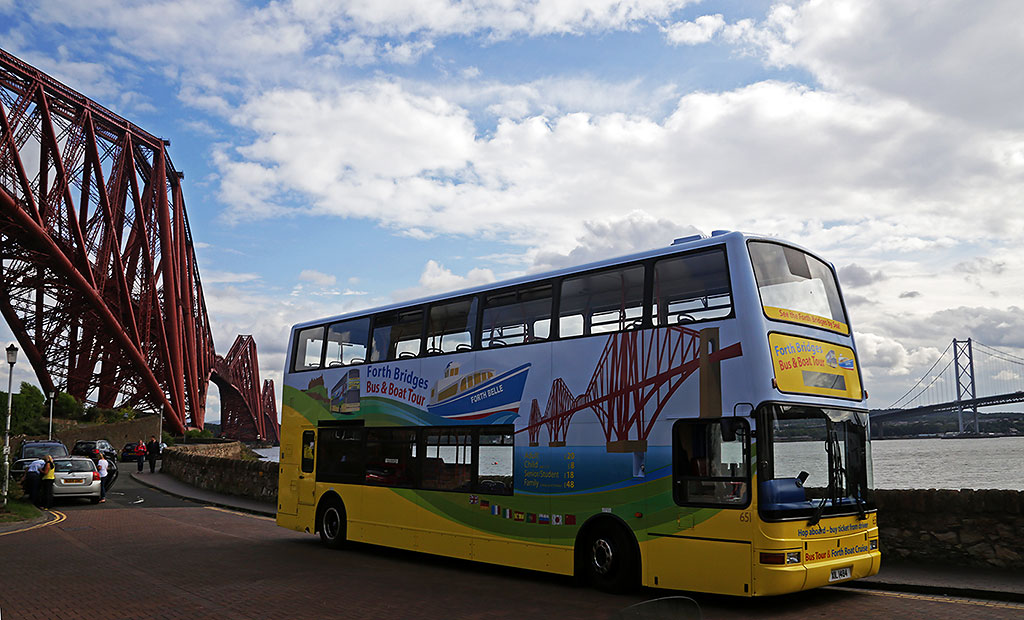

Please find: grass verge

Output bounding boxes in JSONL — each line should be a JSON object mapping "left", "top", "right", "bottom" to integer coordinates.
{"left": 0, "top": 497, "right": 43, "bottom": 524}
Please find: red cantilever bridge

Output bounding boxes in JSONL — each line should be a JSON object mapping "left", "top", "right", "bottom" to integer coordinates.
{"left": 0, "top": 49, "right": 277, "bottom": 442}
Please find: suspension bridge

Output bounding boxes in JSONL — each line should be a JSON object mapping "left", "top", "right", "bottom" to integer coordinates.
{"left": 871, "top": 338, "right": 1024, "bottom": 434}
{"left": 0, "top": 49, "right": 278, "bottom": 442}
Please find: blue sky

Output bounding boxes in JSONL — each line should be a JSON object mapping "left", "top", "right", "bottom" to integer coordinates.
{"left": 2, "top": 0, "right": 1024, "bottom": 421}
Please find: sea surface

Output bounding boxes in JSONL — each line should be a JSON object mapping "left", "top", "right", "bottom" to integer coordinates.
{"left": 254, "top": 436, "right": 1024, "bottom": 491}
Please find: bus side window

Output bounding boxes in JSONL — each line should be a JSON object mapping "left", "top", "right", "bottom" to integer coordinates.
{"left": 481, "top": 284, "right": 552, "bottom": 347}
{"left": 672, "top": 419, "right": 749, "bottom": 507}
{"left": 317, "top": 425, "right": 364, "bottom": 483}
{"left": 478, "top": 429, "right": 514, "bottom": 495}
{"left": 427, "top": 297, "right": 477, "bottom": 354}
{"left": 364, "top": 428, "right": 418, "bottom": 487}
{"left": 292, "top": 326, "right": 326, "bottom": 372}
{"left": 653, "top": 249, "right": 732, "bottom": 326}
{"left": 421, "top": 428, "right": 474, "bottom": 491}
{"left": 325, "top": 317, "right": 370, "bottom": 367}
{"left": 371, "top": 308, "right": 424, "bottom": 361}
{"left": 560, "top": 265, "right": 645, "bottom": 337}
{"left": 301, "top": 430, "right": 315, "bottom": 474}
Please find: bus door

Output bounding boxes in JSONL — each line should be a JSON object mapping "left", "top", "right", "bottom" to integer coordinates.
{"left": 298, "top": 430, "right": 317, "bottom": 508}
{"left": 650, "top": 418, "right": 753, "bottom": 595}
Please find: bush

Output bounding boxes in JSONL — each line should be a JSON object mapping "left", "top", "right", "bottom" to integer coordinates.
{"left": 185, "top": 428, "right": 214, "bottom": 439}
{"left": 162, "top": 430, "right": 175, "bottom": 446}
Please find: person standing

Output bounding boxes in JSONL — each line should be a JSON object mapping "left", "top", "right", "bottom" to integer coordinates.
{"left": 135, "top": 439, "right": 147, "bottom": 473}
{"left": 23, "top": 457, "right": 44, "bottom": 506}
{"left": 96, "top": 453, "right": 109, "bottom": 503}
{"left": 146, "top": 435, "right": 161, "bottom": 474}
{"left": 40, "top": 455, "right": 55, "bottom": 509}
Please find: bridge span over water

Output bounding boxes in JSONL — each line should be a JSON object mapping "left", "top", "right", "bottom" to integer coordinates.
{"left": 0, "top": 49, "right": 277, "bottom": 441}
{"left": 870, "top": 338, "right": 1024, "bottom": 434}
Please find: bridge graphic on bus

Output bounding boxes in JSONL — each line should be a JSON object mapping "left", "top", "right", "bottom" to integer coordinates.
{"left": 527, "top": 326, "right": 742, "bottom": 451}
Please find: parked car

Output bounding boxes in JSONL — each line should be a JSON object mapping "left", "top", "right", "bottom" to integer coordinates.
{"left": 120, "top": 442, "right": 144, "bottom": 462}
{"left": 72, "top": 439, "right": 118, "bottom": 462}
{"left": 50, "top": 456, "right": 103, "bottom": 504}
{"left": 10, "top": 440, "right": 68, "bottom": 479}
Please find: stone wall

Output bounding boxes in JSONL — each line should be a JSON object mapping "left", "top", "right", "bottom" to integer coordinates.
{"left": 874, "top": 489, "right": 1024, "bottom": 568}
{"left": 161, "top": 442, "right": 277, "bottom": 504}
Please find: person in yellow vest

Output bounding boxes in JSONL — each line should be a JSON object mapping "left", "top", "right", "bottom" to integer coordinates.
{"left": 40, "top": 454, "right": 56, "bottom": 509}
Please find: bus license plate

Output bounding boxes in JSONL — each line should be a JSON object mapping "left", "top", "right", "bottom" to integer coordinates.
{"left": 829, "top": 566, "right": 852, "bottom": 582}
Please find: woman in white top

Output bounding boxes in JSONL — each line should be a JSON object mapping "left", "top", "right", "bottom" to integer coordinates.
{"left": 96, "top": 454, "right": 109, "bottom": 503}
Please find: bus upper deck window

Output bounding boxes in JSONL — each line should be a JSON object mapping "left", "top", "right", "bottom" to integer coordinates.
{"left": 371, "top": 308, "right": 424, "bottom": 362}
{"left": 560, "top": 265, "right": 645, "bottom": 337}
{"left": 292, "top": 326, "right": 326, "bottom": 372}
{"left": 325, "top": 317, "right": 371, "bottom": 367}
{"left": 482, "top": 284, "right": 552, "bottom": 348}
{"left": 427, "top": 298, "right": 478, "bottom": 354}
{"left": 653, "top": 249, "right": 732, "bottom": 326}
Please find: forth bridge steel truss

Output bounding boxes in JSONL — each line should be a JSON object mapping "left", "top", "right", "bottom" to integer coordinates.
{"left": 0, "top": 48, "right": 277, "bottom": 440}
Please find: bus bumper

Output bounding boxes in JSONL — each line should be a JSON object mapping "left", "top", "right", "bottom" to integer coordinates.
{"left": 752, "top": 550, "right": 880, "bottom": 596}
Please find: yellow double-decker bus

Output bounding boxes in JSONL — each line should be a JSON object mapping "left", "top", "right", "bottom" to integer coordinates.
{"left": 276, "top": 231, "right": 879, "bottom": 596}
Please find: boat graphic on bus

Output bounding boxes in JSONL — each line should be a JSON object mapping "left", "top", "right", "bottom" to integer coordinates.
{"left": 427, "top": 361, "right": 530, "bottom": 420}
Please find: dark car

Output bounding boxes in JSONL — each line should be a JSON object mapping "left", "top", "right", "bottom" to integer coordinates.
{"left": 11, "top": 440, "right": 68, "bottom": 479}
{"left": 120, "top": 442, "right": 145, "bottom": 462}
{"left": 72, "top": 439, "right": 118, "bottom": 462}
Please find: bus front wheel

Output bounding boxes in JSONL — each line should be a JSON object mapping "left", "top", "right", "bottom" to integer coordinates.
{"left": 585, "top": 525, "right": 638, "bottom": 593}
{"left": 318, "top": 500, "right": 347, "bottom": 550}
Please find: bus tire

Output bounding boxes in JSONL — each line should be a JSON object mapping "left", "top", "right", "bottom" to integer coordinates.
{"left": 318, "top": 498, "right": 347, "bottom": 550}
{"left": 583, "top": 522, "right": 639, "bottom": 593}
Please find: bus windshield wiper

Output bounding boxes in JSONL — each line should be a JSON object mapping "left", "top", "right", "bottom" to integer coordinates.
{"left": 807, "top": 427, "right": 840, "bottom": 527}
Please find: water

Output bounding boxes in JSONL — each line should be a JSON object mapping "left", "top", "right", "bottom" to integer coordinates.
{"left": 254, "top": 436, "right": 1024, "bottom": 491}
{"left": 869, "top": 436, "right": 1024, "bottom": 491}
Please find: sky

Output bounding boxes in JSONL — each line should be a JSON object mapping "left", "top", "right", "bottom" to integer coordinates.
{"left": 1, "top": 0, "right": 1023, "bottom": 422}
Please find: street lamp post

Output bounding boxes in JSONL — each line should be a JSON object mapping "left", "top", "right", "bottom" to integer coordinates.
{"left": 2, "top": 343, "right": 18, "bottom": 510}
{"left": 48, "top": 391, "right": 55, "bottom": 441}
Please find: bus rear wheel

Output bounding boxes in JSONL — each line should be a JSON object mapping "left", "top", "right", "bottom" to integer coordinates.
{"left": 318, "top": 501, "right": 347, "bottom": 550}
{"left": 585, "top": 525, "right": 638, "bottom": 593}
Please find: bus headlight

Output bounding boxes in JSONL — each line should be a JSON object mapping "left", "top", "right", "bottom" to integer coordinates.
{"left": 870, "top": 539, "right": 878, "bottom": 551}
{"left": 786, "top": 551, "right": 801, "bottom": 564}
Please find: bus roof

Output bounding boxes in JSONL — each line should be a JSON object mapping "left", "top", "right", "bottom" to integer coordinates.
{"left": 290, "top": 229, "right": 797, "bottom": 331}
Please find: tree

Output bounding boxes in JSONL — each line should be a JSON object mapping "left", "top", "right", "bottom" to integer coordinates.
{"left": 53, "top": 392, "right": 84, "bottom": 420}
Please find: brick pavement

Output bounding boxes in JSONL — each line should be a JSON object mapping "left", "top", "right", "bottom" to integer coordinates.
{"left": 0, "top": 480, "right": 1021, "bottom": 620}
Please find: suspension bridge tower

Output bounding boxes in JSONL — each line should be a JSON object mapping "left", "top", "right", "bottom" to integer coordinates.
{"left": 953, "top": 338, "right": 980, "bottom": 434}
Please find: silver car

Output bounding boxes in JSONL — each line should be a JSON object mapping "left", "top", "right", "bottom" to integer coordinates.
{"left": 51, "top": 456, "right": 103, "bottom": 504}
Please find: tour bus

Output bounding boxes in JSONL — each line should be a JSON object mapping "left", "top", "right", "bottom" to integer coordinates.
{"left": 276, "top": 231, "right": 879, "bottom": 597}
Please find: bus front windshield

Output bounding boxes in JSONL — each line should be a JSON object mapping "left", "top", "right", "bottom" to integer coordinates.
{"left": 759, "top": 405, "right": 874, "bottom": 523}
{"left": 749, "top": 242, "right": 847, "bottom": 332}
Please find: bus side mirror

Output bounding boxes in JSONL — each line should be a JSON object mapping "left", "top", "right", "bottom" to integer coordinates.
{"left": 719, "top": 419, "right": 742, "bottom": 443}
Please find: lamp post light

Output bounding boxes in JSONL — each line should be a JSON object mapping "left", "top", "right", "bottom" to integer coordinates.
{"left": 48, "top": 391, "right": 55, "bottom": 441}
{"left": 2, "top": 343, "right": 18, "bottom": 510}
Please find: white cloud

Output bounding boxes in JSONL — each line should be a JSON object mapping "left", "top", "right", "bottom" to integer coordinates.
{"left": 664, "top": 14, "right": 724, "bottom": 45}
{"left": 298, "top": 269, "right": 337, "bottom": 287}
{"left": 202, "top": 270, "right": 262, "bottom": 284}
{"left": 392, "top": 259, "right": 497, "bottom": 301}
{"left": 728, "top": 0, "right": 1024, "bottom": 129}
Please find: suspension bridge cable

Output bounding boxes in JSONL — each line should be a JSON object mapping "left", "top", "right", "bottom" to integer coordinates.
{"left": 974, "top": 341, "right": 1024, "bottom": 365}
{"left": 906, "top": 357, "right": 955, "bottom": 407}
{"left": 887, "top": 340, "right": 954, "bottom": 408}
